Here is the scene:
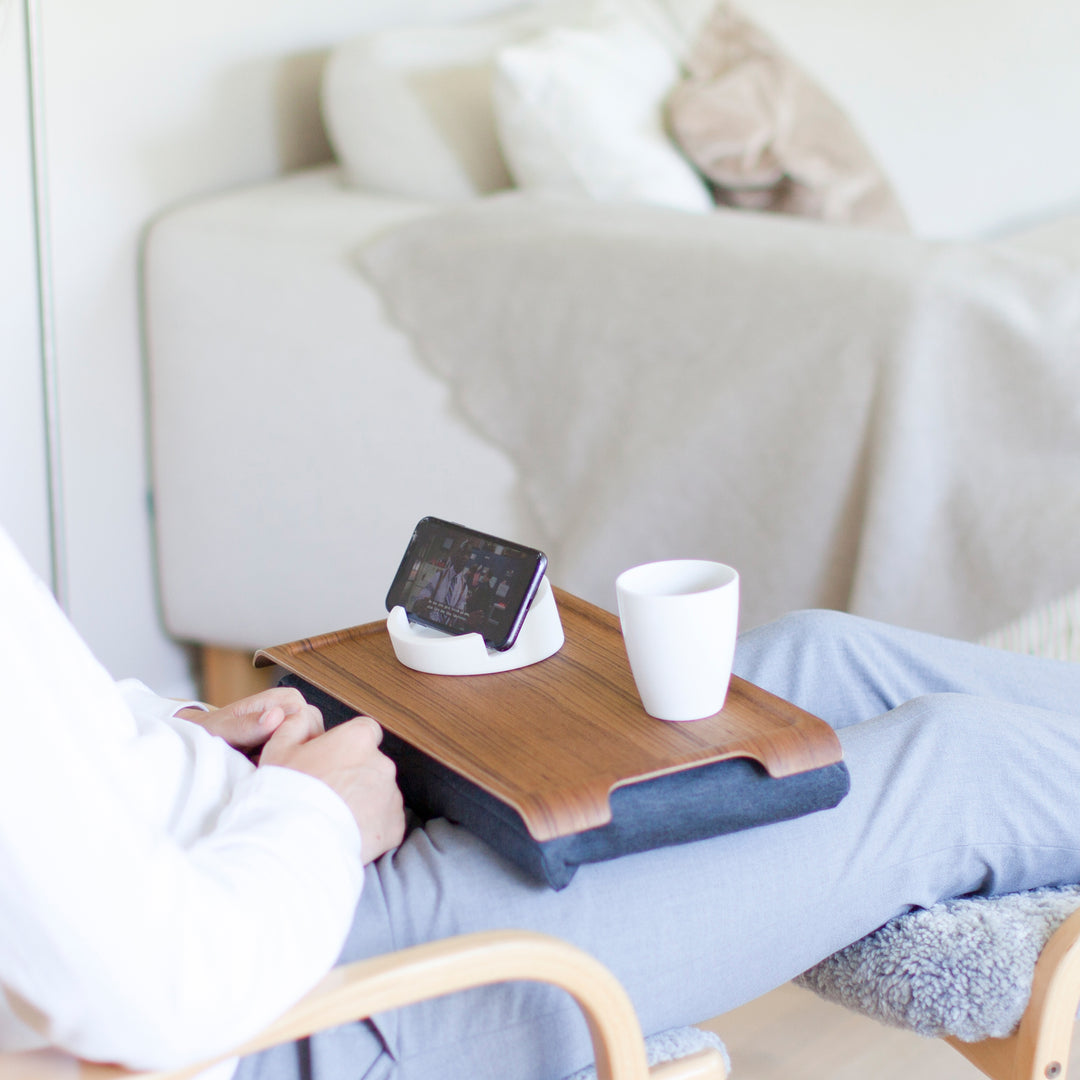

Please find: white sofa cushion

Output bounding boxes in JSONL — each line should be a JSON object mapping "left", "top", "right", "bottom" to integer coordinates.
{"left": 321, "top": 0, "right": 688, "bottom": 203}
{"left": 491, "top": 17, "right": 714, "bottom": 212}
{"left": 321, "top": 10, "right": 528, "bottom": 200}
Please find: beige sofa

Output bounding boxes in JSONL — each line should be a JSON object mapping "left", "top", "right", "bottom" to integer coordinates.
{"left": 141, "top": 0, "right": 1080, "bottom": 699}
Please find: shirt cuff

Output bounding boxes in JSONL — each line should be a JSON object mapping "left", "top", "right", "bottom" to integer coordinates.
{"left": 115, "top": 678, "right": 208, "bottom": 723}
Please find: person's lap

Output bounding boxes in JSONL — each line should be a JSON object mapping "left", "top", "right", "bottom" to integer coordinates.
{"left": 239, "top": 611, "right": 1080, "bottom": 1080}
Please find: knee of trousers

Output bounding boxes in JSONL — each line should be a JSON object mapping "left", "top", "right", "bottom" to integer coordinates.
{"left": 738, "top": 608, "right": 866, "bottom": 657}
{"left": 883, "top": 692, "right": 1021, "bottom": 751}
{"left": 733, "top": 608, "right": 873, "bottom": 697}
{"left": 769, "top": 608, "right": 864, "bottom": 640}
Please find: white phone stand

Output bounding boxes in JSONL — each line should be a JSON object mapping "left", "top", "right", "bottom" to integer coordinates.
{"left": 387, "top": 576, "right": 564, "bottom": 675}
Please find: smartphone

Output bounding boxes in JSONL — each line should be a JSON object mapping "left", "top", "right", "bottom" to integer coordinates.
{"left": 385, "top": 517, "right": 548, "bottom": 651}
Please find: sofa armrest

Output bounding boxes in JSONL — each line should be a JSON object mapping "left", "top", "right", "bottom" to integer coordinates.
{"left": 143, "top": 166, "right": 528, "bottom": 649}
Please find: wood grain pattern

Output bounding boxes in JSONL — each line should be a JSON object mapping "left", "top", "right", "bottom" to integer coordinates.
{"left": 256, "top": 588, "right": 842, "bottom": 842}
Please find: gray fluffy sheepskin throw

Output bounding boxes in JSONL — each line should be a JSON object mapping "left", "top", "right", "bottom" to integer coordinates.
{"left": 567, "top": 1026, "right": 729, "bottom": 1080}
{"left": 795, "top": 884, "right": 1080, "bottom": 1041}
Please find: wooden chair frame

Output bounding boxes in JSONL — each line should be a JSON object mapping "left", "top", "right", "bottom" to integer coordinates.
{"left": 0, "top": 930, "right": 726, "bottom": 1080}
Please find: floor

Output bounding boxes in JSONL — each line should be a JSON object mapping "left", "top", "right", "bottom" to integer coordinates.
{"left": 699, "top": 981, "right": 1080, "bottom": 1080}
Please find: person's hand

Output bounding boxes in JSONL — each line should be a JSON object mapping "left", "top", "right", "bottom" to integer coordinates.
{"left": 260, "top": 714, "right": 406, "bottom": 864}
{"left": 176, "top": 687, "right": 321, "bottom": 755}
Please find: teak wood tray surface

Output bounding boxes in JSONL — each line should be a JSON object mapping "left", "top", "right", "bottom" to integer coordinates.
{"left": 255, "top": 588, "right": 842, "bottom": 842}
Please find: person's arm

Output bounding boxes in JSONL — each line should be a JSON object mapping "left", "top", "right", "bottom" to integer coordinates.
{"left": 0, "top": 530, "right": 403, "bottom": 1069}
{"left": 0, "top": 704, "right": 367, "bottom": 1069}
{"left": 167, "top": 685, "right": 406, "bottom": 864}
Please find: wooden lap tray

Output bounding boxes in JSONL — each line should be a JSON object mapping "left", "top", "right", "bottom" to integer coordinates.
{"left": 255, "top": 588, "right": 842, "bottom": 843}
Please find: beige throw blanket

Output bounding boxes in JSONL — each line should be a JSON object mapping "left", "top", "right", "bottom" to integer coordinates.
{"left": 358, "top": 196, "right": 1080, "bottom": 638}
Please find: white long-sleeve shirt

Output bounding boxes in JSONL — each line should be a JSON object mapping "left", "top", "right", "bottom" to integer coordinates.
{"left": 0, "top": 527, "right": 366, "bottom": 1071}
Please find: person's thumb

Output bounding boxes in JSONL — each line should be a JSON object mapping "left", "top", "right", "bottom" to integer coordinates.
{"left": 260, "top": 711, "right": 313, "bottom": 762}
{"left": 215, "top": 701, "right": 285, "bottom": 749}
{"left": 251, "top": 703, "right": 285, "bottom": 734}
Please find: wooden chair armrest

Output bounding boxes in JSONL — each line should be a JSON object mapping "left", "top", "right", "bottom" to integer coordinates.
{"left": 947, "top": 906, "right": 1080, "bottom": 1080}
{"left": 0, "top": 929, "right": 726, "bottom": 1080}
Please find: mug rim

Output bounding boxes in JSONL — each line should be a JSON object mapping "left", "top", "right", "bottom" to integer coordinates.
{"left": 615, "top": 559, "right": 738, "bottom": 598}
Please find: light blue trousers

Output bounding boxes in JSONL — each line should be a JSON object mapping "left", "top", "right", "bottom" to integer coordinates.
{"left": 237, "top": 610, "right": 1080, "bottom": 1080}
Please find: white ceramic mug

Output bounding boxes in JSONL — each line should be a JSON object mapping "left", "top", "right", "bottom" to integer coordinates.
{"left": 615, "top": 560, "right": 740, "bottom": 722}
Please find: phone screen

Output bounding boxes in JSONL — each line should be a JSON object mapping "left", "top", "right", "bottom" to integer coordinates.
{"left": 385, "top": 517, "right": 548, "bottom": 651}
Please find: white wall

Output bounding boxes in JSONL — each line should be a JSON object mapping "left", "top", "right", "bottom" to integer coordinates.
{"left": 4, "top": 0, "right": 510, "bottom": 696}
{"left": 0, "top": 0, "right": 51, "bottom": 586}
